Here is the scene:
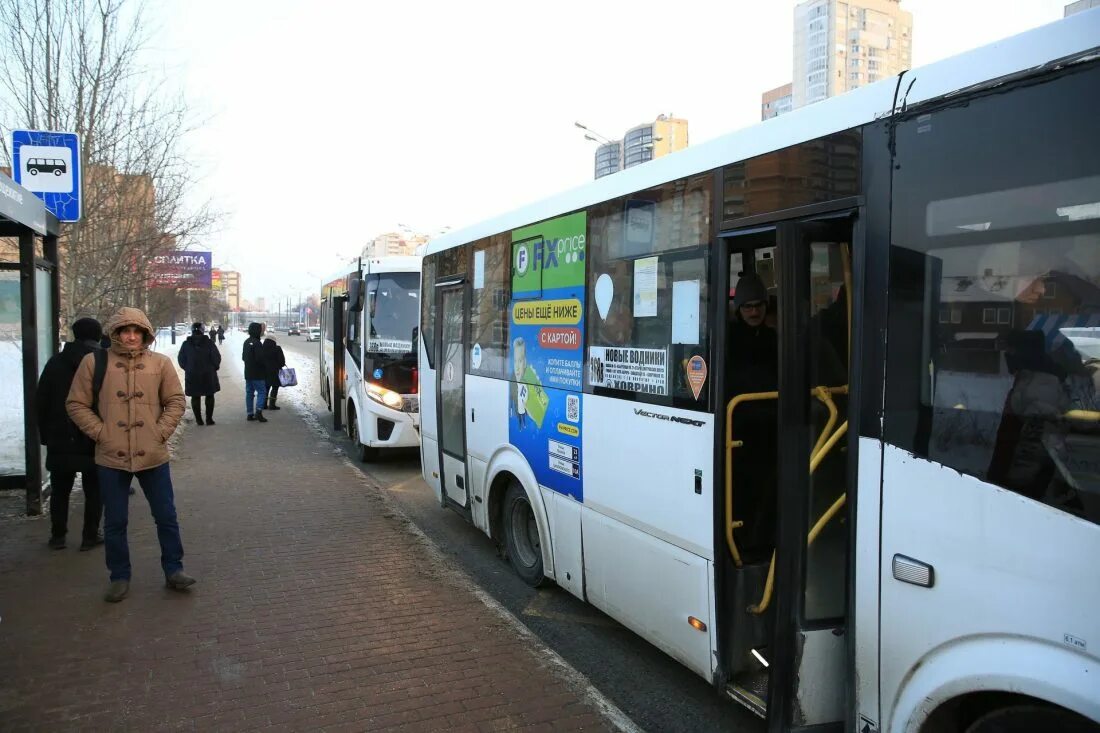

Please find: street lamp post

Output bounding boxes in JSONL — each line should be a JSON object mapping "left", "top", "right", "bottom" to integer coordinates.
{"left": 574, "top": 121, "right": 613, "bottom": 145}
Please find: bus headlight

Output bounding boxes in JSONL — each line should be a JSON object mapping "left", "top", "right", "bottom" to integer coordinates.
{"left": 366, "top": 383, "right": 404, "bottom": 410}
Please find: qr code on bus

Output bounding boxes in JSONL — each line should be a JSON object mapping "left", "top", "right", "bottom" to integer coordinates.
{"left": 566, "top": 394, "right": 580, "bottom": 423}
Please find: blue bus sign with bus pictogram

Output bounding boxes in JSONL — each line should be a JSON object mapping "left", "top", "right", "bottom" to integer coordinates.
{"left": 11, "top": 129, "right": 82, "bottom": 222}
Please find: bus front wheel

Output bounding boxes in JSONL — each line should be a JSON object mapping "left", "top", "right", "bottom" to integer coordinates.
{"left": 348, "top": 408, "right": 377, "bottom": 463}
{"left": 502, "top": 481, "right": 545, "bottom": 587}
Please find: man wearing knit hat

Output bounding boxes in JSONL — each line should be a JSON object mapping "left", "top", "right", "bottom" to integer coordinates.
{"left": 35, "top": 317, "right": 105, "bottom": 551}
{"left": 727, "top": 272, "right": 778, "bottom": 395}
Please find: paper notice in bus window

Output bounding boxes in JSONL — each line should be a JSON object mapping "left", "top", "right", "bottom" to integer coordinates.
{"left": 588, "top": 346, "right": 668, "bottom": 396}
{"left": 367, "top": 338, "right": 413, "bottom": 354}
{"left": 473, "top": 250, "right": 485, "bottom": 290}
{"left": 633, "top": 256, "right": 658, "bottom": 317}
{"left": 672, "top": 279, "right": 700, "bottom": 344}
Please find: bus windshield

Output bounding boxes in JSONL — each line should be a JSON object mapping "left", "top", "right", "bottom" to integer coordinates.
{"left": 367, "top": 272, "right": 419, "bottom": 356}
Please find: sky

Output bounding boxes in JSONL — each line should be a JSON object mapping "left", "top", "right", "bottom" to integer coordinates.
{"left": 150, "top": 0, "right": 1072, "bottom": 303}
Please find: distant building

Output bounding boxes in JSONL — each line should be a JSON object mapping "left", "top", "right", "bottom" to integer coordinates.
{"left": 594, "top": 141, "right": 622, "bottom": 179}
{"left": 592, "top": 115, "right": 689, "bottom": 179}
{"left": 794, "top": 0, "right": 912, "bottom": 108}
{"left": 221, "top": 270, "right": 241, "bottom": 311}
{"left": 1065, "top": 0, "right": 1099, "bottom": 15}
{"left": 255, "top": 296, "right": 266, "bottom": 313}
{"left": 765, "top": 0, "right": 912, "bottom": 119}
{"left": 762, "top": 83, "right": 794, "bottom": 120}
{"left": 364, "top": 232, "right": 420, "bottom": 257}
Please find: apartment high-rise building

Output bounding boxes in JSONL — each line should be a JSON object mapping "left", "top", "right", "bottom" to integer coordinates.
{"left": 364, "top": 232, "right": 420, "bottom": 257}
{"left": 762, "top": 83, "right": 794, "bottom": 120}
{"left": 221, "top": 270, "right": 241, "bottom": 312}
{"left": 592, "top": 115, "right": 689, "bottom": 179}
{"left": 594, "top": 141, "right": 622, "bottom": 179}
{"left": 793, "top": 0, "right": 912, "bottom": 108}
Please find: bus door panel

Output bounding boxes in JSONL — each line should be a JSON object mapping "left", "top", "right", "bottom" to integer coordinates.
{"left": 769, "top": 214, "right": 854, "bottom": 729}
{"left": 436, "top": 283, "right": 469, "bottom": 507}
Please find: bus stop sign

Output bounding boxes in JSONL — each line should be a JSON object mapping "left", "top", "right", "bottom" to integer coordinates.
{"left": 11, "top": 129, "right": 82, "bottom": 222}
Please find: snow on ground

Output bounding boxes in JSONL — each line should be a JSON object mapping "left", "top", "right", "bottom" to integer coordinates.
{"left": 224, "top": 329, "right": 323, "bottom": 417}
{"left": 0, "top": 340, "right": 26, "bottom": 476}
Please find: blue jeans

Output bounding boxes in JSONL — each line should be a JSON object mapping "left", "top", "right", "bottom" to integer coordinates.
{"left": 99, "top": 463, "right": 184, "bottom": 582}
{"left": 245, "top": 379, "right": 267, "bottom": 415}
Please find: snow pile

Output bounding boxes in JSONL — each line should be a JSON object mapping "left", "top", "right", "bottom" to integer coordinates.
{"left": 0, "top": 340, "right": 26, "bottom": 476}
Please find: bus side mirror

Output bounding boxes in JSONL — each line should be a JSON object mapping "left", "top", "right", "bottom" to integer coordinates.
{"left": 348, "top": 277, "right": 364, "bottom": 312}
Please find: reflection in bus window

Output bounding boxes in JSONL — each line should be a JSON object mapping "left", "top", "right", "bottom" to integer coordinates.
{"left": 889, "top": 233, "right": 1100, "bottom": 525}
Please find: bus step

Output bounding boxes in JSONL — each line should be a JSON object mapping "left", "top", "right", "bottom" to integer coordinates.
{"left": 725, "top": 671, "right": 769, "bottom": 719}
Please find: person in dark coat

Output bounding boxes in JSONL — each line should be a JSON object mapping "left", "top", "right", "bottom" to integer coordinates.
{"left": 36, "top": 317, "right": 104, "bottom": 550}
{"left": 726, "top": 273, "right": 780, "bottom": 557}
{"left": 216, "top": 326, "right": 225, "bottom": 344}
{"left": 177, "top": 322, "right": 221, "bottom": 425}
{"left": 261, "top": 336, "right": 286, "bottom": 410}
{"left": 242, "top": 322, "right": 268, "bottom": 422}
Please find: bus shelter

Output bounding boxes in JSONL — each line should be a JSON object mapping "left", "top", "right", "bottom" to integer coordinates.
{"left": 0, "top": 172, "right": 61, "bottom": 515}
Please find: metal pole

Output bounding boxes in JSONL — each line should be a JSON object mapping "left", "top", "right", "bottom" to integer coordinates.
{"left": 20, "top": 231, "right": 43, "bottom": 515}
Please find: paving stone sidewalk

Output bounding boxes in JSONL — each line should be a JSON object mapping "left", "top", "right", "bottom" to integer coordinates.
{"left": 0, "top": 354, "right": 626, "bottom": 732}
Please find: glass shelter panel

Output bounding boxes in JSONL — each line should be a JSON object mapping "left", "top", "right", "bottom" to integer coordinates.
{"left": 0, "top": 270, "right": 24, "bottom": 476}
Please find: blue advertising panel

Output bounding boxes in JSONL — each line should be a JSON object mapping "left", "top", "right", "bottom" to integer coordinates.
{"left": 508, "top": 212, "right": 586, "bottom": 501}
{"left": 11, "top": 130, "right": 81, "bottom": 222}
{"left": 148, "top": 251, "right": 212, "bottom": 289}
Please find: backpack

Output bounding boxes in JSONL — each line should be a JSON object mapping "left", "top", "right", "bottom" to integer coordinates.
{"left": 91, "top": 348, "right": 108, "bottom": 418}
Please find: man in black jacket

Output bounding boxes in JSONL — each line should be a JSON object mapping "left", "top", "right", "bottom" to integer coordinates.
{"left": 36, "top": 317, "right": 104, "bottom": 550}
{"left": 242, "top": 322, "right": 268, "bottom": 422}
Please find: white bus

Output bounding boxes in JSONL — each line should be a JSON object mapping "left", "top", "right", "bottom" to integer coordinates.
{"left": 418, "top": 12, "right": 1100, "bottom": 733}
{"left": 320, "top": 255, "right": 421, "bottom": 460}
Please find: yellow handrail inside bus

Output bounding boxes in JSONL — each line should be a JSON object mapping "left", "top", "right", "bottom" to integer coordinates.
{"left": 749, "top": 420, "right": 849, "bottom": 615}
{"left": 726, "top": 386, "right": 848, "bottom": 568}
{"left": 725, "top": 391, "right": 779, "bottom": 568}
{"left": 1065, "top": 409, "right": 1100, "bottom": 421}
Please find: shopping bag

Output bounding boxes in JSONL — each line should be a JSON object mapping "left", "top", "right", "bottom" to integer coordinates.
{"left": 278, "top": 366, "right": 298, "bottom": 387}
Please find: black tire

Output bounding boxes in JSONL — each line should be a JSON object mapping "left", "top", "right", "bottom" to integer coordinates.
{"left": 29, "top": 169, "right": 37, "bottom": 175}
{"left": 348, "top": 407, "right": 376, "bottom": 463}
{"left": 53, "top": 168, "right": 62, "bottom": 176}
{"left": 502, "top": 481, "right": 545, "bottom": 587}
{"left": 965, "top": 705, "right": 1099, "bottom": 733}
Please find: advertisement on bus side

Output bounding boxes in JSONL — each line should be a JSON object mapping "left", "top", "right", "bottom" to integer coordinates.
{"left": 508, "top": 212, "right": 586, "bottom": 501}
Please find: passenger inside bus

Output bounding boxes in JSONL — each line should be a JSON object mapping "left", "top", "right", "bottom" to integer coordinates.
{"left": 726, "top": 272, "right": 780, "bottom": 557}
{"left": 726, "top": 273, "right": 778, "bottom": 396}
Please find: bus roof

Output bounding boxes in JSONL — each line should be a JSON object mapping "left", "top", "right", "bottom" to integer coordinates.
{"left": 362, "top": 255, "right": 421, "bottom": 275}
{"left": 425, "top": 9, "right": 1100, "bottom": 257}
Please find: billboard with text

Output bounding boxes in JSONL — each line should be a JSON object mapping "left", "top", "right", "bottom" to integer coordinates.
{"left": 148, "top": 251, "right": 212, "bottom": 289}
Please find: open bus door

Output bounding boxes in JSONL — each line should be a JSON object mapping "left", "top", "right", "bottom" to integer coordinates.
{"left": 720, "top": 211, "right": 856, "bottom": 731}
{"left": 434, "top": 280, "right": 469, "bottom": 509}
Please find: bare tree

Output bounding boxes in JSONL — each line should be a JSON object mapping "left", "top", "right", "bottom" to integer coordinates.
{"left": 0, "top": 0, "right": 217, "bottom": 326}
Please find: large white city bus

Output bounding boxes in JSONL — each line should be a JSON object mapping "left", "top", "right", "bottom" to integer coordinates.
{"left": 418, "top": 13, "right": 1100, "bottom": 733}
{"left": 320, "top": 255, "right": 421, "bottom": 460}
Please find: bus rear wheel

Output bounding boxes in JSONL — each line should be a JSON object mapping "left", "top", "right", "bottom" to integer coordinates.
{"left": 502, "top": 481, "right": 544, "bottom": 587}
{"left": 348, "top": 408, "right": 377, "bottom": 463}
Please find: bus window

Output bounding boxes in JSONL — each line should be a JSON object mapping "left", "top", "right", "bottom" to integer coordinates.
{"left": 421, "top": 256, "right": 437, "bottom": 368}
{"left": 468, "top": 234, "right": 511, "bottom": 379}
{"left": 585, "top": 174, "right": 712, "bottom": 408}
{"left": 886, "top": 65, "right": 1100, "bottom": 526}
